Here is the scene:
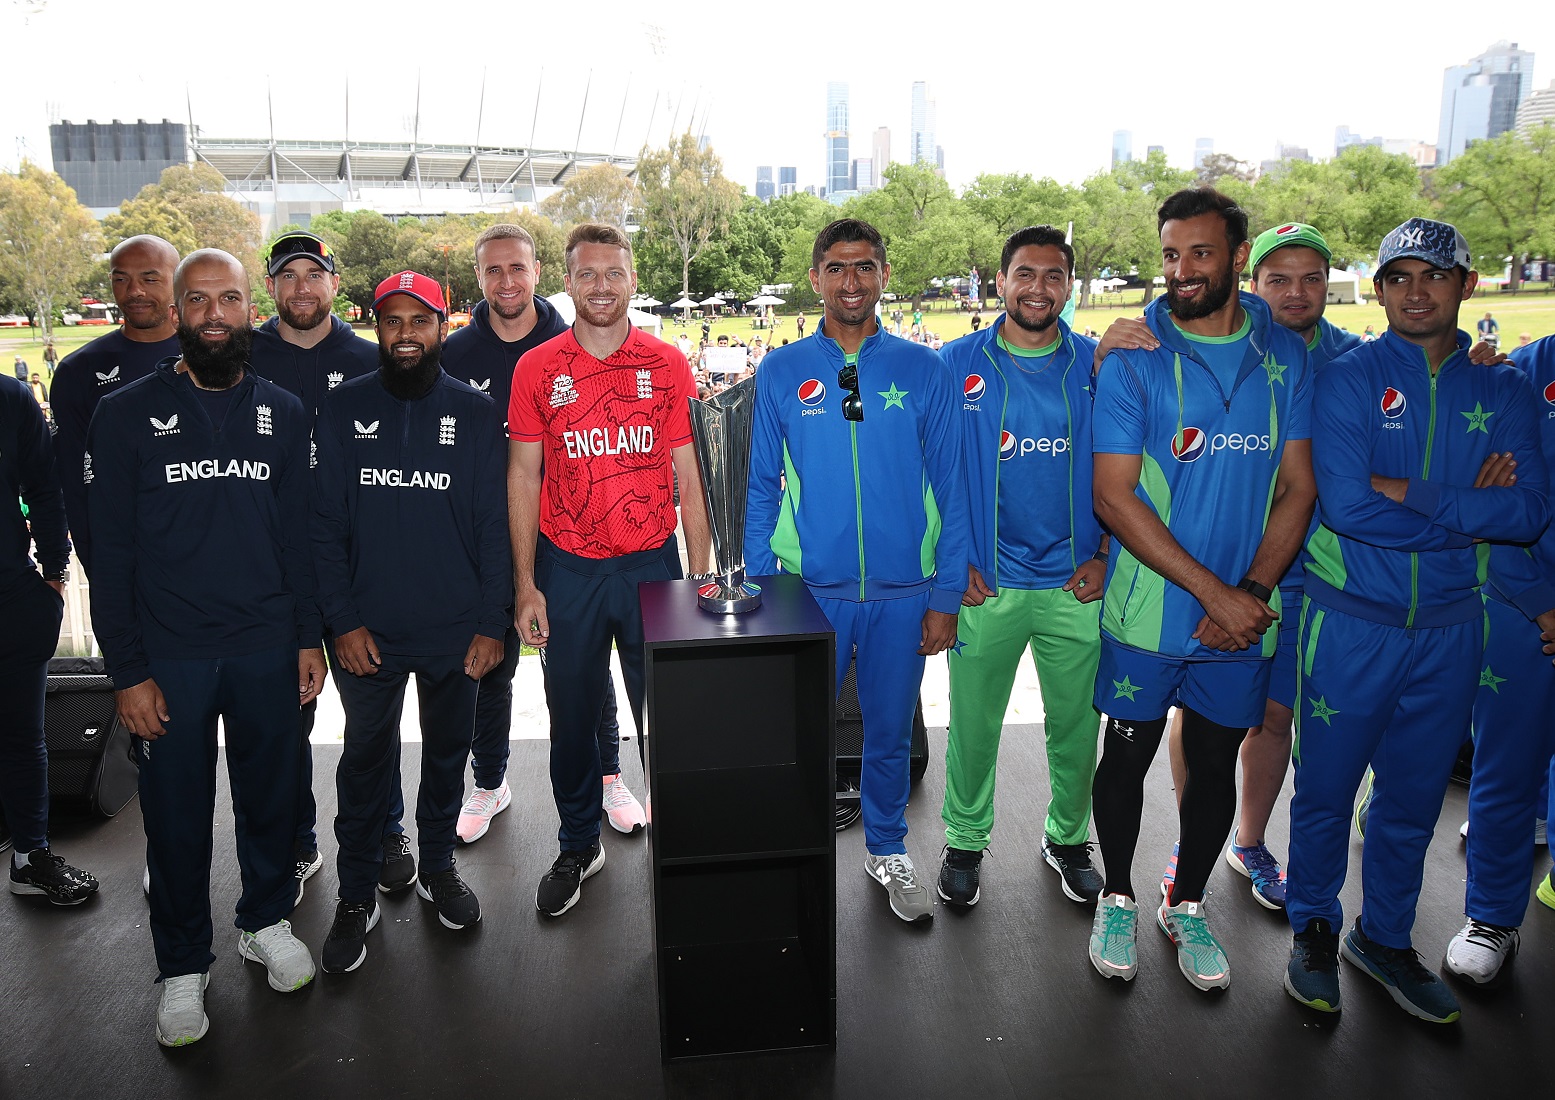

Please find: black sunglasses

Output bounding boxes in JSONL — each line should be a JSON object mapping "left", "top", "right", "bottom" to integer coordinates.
{"left": 838, "top": 364, "right": 863, "bottom": 422}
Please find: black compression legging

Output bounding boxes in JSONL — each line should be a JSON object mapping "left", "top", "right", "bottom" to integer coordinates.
{"left": 1091, "top": 708, "right": 1246, "bottom": 904}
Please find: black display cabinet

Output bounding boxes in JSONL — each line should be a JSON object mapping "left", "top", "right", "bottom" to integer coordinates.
{"left": 639, "top": 573, "right": 836, "bottom": 1061}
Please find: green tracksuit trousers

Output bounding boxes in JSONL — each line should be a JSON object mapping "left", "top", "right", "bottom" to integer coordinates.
{"left": 943, "top": 586, "right": 1102, "bottom": 850}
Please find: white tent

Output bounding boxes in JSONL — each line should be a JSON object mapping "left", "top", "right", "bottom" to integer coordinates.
{"left": 546, "top": 292, "right": 662, "bottom": 334}
{"left": 1326, "top": 268, "right": 1363, "bottom": 305}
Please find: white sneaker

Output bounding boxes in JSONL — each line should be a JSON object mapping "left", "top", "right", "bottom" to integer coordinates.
{"left": 237, "top": 919, "right": 316, "bottom": 992}
{"left": 603, "top": 774, "right": 647, "bottom": 834}
{"left": 456, "top": 782, "right": 512, "bottom": 844}
{"left": 142, "top": 865, "right": 150, "bottom": 896}
{"left": 1444, "top": 919, "right": 1519, "bottom": 984}
{"left": 864, "top": 852, "right": 933, "bottom": 922}
{"left": 156, "top": 972, "right": 210, "bottom": 1047}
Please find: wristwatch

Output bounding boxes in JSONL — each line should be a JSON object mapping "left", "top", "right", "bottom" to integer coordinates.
{"left": 1236, "top": 577, "right": 1272, "bottom": 602}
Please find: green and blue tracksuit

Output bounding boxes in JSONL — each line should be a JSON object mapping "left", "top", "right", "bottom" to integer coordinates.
{"left": 1267, "top": 319, "right": 1364, "bottom": 710}
{"left": 1287, "top": 329, "right": 1550, "bottom": 948}
{"left": 1091, "top": 291, "right": 1313, "bottom": 729}
{"left": 1470, "top": 333, "right": 1555, "bottom": 926}
{"left": 747, "top": 319, "right": 969, "bottom": 856}
{"left": 939, "top": 318, "right": 1104, "bottom": 850}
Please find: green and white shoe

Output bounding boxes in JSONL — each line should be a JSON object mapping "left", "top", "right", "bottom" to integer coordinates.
{"left": 1088, "top": 892, "right": 1138, "bottom": 980}
{"left": 1157, "top": 897, "right": 1230, "bottom": 991}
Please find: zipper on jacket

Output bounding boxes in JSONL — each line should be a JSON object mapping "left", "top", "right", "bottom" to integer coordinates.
{"left": 852, "top": 419, "right": 866, "bottom": 600}
{"left": 1406, "top": 357, "right": 1442, "bottom": 629}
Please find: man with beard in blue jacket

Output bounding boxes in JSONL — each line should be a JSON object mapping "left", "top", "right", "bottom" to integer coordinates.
{"left": 250, "top": 231, "right": 383, "bottom": 901}
{"left": 937, "top": 225, "right": 1107, "bottom": 910}
{"left": 1283, "top": 218, "right": 1549, "bottom": 1024}
{"left": 746, "top": 218, "right": 970, "bottom": 925}
{"left": 441, "top": 224, "right": 630, "bottom": 845}
{"left": 87, "top": 249, "right": 325, "bottom": 1046}
{"left": 313, "top": 271, "right": 510, "bottom": 974}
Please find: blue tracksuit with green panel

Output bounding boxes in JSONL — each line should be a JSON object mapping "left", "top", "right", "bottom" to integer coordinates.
{"left": 1468, "top": 333, "right": 1555, "bottom": 926}
{"left": 746, "top": 320, "right": 969, "bottom": 856}
{"left": 1286, "top": 329, "right": 1549, "bottom": 948}
{"left": 1091, "top": 292, "right": 1312, "bottom": 729}
{"left": 941, "top": 317, "right": 1103, "bottom": 850}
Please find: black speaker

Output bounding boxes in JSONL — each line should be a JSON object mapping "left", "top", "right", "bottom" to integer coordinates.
{"left": 835, "top": 656, "right": 929, "bottom": 785}
{"left": 45, "top": 657, "right": 139, "bottom": 817}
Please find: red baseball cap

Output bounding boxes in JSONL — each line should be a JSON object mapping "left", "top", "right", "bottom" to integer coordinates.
{"left": 373, "top": 270, "right": 447, "bottom": 317}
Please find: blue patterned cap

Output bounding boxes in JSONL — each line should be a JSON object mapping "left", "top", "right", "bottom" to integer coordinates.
{"left": 1377, "top": 218, "right": 1471, "bottom": 275}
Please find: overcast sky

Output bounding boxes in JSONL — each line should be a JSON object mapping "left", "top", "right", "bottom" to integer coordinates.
{"left": 5, "top": 1, "right": 1553, "bottom": 195}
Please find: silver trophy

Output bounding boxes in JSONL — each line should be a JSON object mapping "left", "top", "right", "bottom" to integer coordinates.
{"left": 688, "top": 377, "right": 763, "bottom": 613}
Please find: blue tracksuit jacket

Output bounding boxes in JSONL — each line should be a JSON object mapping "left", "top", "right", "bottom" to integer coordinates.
{"left": 249, "top": 314, "right": 378, "bottom": 420}
{"left": 86, "top": 360, "right": 319, "bottom": 689}
{"left": 442, "top": 295, "right": 568, "bottom": 432}
{"left": 745, "top": 320, "right": 969, "bottom": 614}
{"left": 1485, "top": 335, "right": 1555, "bottom": 617}
{"left": 313, "top": 370, "right": 512, "bottom": 655}
{"left": 1306, "top": 329, "right": 1550, "bottom": 627}
{"left": 1, "top": 375, "right": 68, "bottom": 596}
{"left": 942, "top": 316, "right": 1101, "bottom": 591}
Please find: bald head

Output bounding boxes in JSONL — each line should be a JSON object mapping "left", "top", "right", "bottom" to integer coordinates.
{"left": 174, "top": 249, "right": 248, "bottom": 299}
{"left": 111, "top": 234, "right": 179, "bottom": 270}
{"left": 110, "top": 235, "right": 180, "bottom": 340}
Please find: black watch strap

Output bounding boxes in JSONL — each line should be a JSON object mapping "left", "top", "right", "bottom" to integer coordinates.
{"left": 1237, "top": 577, "right": 1272, "bottom": 602}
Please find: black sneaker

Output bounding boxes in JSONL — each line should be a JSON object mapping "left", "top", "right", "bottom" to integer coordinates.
{"left": 378, "top": 832, "right": 417, "bottom": 893}
{"left": 293, "top": 847, "right": 323, "bottom": 905}
{"left": 1285, "top": 918, "right": 1341, "bottom": 1012}
{"left": 9, "top": 849, "right": 99, "bottom": 906}
{"left": 536, "top": 845, "right": 605, "bottom": 917}
{"left": 937, "top": 846, "right": 984, "bottom": 907}
{"left": 1042, "top": 836, "right": 1103, "bottom": 904}
{"left": 321, "top": 899, "right": 381, "bottom": 974}
{"left": 416, "top": 863, "right": 481, "bottom": 929}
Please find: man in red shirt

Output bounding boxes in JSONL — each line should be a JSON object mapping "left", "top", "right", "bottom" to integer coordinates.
{"left": 509, "top": 223, "right": 712, "bottom": 917}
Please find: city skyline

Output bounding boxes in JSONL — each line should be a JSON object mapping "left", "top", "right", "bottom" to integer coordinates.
{"left": 3, "top": 3, "right": 1552, "bottom": 199}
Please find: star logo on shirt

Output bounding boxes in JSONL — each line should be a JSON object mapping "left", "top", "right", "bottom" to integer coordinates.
{"left": 1479, "top": 665, "right": 1507, "bottom": 693}
{"left": 878, "top": 382, "right": 909, "bottom": 410}
{"left": 1111, "top": 675, "right": 1141, "bottom": 701}
{"left": 1308, "top": 695, "right": 1340, "bottom": 725}
{"left": 1461, "top": 402, "right": 1494, "bottom": 434}
{"left": 950, "top": 637, "right": 967, "bottom": 657}
{"left": 1263, "top": 358, "right": 1288, "bottom": 385}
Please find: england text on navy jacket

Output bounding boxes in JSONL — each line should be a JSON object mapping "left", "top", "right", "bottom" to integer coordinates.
{"left": 0, "top": 374, "right": 69, "bottom": 596}
{"left": 250, "top": 314, "right": 378, "bottom": 418}
{"left": 86, "top": 360, "right": 320, "bottom": 689}
{"left": 312, "top": 370, "right": 512, "bottom": 654}
{"left": 745, "top": 320, "right": 970, "bottom": 614}
{"left": 49, "top": 328, "right": 181, "bottom": 574}
{"left": 1307, "top": 329, "right": 1550, "bottom": 628}
{"left": 1484, "top": 335, "right": 1555, "bottom": 620}
{"left": 442, "top": 295, "right": 568, "bottom": 432}
{"left": 942, "top": 315, "right": 1101, "bottom": 591}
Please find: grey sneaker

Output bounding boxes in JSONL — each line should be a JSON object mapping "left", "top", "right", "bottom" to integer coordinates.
{"left": 156, "top": 972, "right": 210, "bottom": 1048}
{"left": 864, "top": 852, "right": 933, "bottom": 923}
{"left": 237, "top": 919, "right": 316, "bottom": 992}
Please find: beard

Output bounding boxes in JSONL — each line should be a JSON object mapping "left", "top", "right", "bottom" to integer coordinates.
{"left": 1006, "top": 295, "right": 1061, "bottom": 334}
{"left": 1167, "top": 263, "right": 1237, "bottom": 321}
{"left": 177, "top": 321, "right": 251, "bottom": 389}
{"left": 278, "top": 298, "right": 332, "bottom": 332}
{"left": 377, "top": 340, "right": 442, "bottom": 401}
{"left": 490, "top": 293, "right": 531, "bottom": 321}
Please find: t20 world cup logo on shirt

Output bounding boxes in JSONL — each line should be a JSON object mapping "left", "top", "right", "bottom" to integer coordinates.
{"left": 1170, "top": 426, "right": 1207, "bottom": 462}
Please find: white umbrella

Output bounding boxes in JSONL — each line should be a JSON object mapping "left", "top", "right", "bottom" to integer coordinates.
{"left": 700, "top": 295, "right": 727, "bottom": 307}
{"left": 631, "top": 295, "right": 663, "bottom": 308}
{"left": 747, "top": 294, "right": 785, "bottom": 306}
{"left": 670, "top": 296, "right": 698, "bottom": 309}
{"left": 546, "top": 292, "right": 661, "bottom": 332}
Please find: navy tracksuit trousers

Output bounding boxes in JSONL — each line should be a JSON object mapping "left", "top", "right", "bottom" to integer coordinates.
{"left": 535, "top": 534, "right": 680, "bottom": 851}
{"left": 139, "top": 643, "right": 301, "bottom": 980}
{"left": 331, "top": 650, "right": 478, "bottom": 902}
{"left": 0, "top": 575, "right": 63, "bottom": 852}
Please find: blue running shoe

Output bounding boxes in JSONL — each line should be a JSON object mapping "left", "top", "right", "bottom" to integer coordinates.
{"left": 1285, "top": 918, "right": 1341, "bottom": 1012}
{"left": 1340, "top": 921, "right": 1460, "bottom": 1024}
{"left": 1225, "top": 841, "right": 1286, "bottom": 910}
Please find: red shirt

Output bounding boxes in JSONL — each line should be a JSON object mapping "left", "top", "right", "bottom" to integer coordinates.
{"left": 510, "top": 326, "right": 695, "bottom": 559}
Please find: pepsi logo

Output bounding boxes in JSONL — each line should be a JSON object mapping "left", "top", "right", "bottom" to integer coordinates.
{"left": 1543, "top": 380, "right": 1555, "bottom": 406}
{"left": 1275, "top": 224, "right": 1301, "bottom": 236}
{"left": 1171, "top": 427, "right": 1207, "bottom": 462}
{"left": 797, "top": 379, "right": 826, "bottom": 406}
{"left": 965, "top": 374, "right": 987, "bottom": 401}
{"left": 999, "top": 430, "right": 1017, "bottom": 461}
{"left": 1380, "top": 387, "right": 1407, "bottom": 419}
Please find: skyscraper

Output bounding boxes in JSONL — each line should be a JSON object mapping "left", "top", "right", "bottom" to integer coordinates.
{"left": 825, "top": 81, "right": 850, "bottom": 198}
{"left": 779, "top": 166, "right": 797, "bottom": 197}
{"left": 755, "top": 166, "right": 774, "bottom": 201}
{"left": 1193, "top": 137, "right": 1214, "bottom": 170}
{"left": 1112, "top": 130, "right": 1132, "bottom": 168}
{"left": 1517, "top": 80, "right": 1555, "bottom": 138}
{"left": 873, "top": 127, "right": 891, "bottom": 183}
{"left": 852, "top": 158, "right": 874, "bottom": 192}
{"left": 1438, "top": 41, "right": 1536, "bottom": 164}
{"left": 910, "top": 82, "right": 937, "bottom": 167}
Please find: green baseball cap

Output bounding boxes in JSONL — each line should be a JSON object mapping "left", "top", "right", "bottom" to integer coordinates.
{"left": 1249, "top": 222, "right": 1333, "bottom": 271}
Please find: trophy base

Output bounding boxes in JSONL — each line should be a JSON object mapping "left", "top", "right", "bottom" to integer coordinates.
{"left": 697, "top": 580, "right": 763, "bottom": 614}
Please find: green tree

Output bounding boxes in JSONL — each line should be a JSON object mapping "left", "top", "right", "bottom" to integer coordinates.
{"left": 312, "top": 209, "right": 415, "bottom": 321}
{"left": 962, "top": 172, "right": 1067, "bottom": 238}
{"left": 769, "top": 192, "right": 837, "bottom": 308}
{"left": 104, "top": 163, "right": 262, "bottom": 280}
{"left": 0, "top": 162, "right": 104, "bottom": 339}
{"left": 1195, "top": 153, "right": 1255, "bottom": 187}
{"left": 844, "top": 162, "right": 958, "bottom": 305}
{"left": 637, "top": 196, "right": 783, "bottom": 304}
{"left": 1436, "top": 124, "right": 1555, "bottom": 290}
{"left": 635, "top": 134, "right": 743, "bottom": 310}
{"left": 540, "top": 164, "right": 637, "bottom": 228}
